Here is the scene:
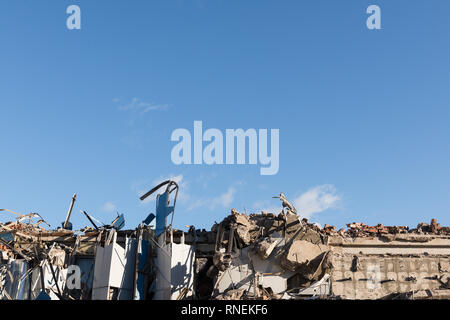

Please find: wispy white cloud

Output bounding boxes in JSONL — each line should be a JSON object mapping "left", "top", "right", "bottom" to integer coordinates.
{"left": 188, "top": 186, "right": 237, "bottom": 211}
{"left": 152, "top": 174, "right": 186, "bottom": 189}
{"left": 250, "top": 200, "right": 281, "bottom": 215}
{"left": 293, "top": 185, "right": 341, "bottom": 219}
{"left": 101, "top": 202, "right": 117, "bottom": 213}
{"left": 115, "top": 98, "right": 169, "bottom": 148}
{"left": 194, "top": 172, "right": 219, "bottom": 189}
{"left": 212, "top": 187, "right": 236, "bottom": 209}
{"left": 132, "top": 175, "right": 241, "bottom": 214}
{"left": 251, "top": 185, "right": 341, "bottom": 219}
{"left": 118, "top": 98, "right": 168, "bottom": 114}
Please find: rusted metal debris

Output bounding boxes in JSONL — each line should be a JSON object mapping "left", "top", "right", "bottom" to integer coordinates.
{"left": 1, "top": 190, "right": 450, "bottom": 300}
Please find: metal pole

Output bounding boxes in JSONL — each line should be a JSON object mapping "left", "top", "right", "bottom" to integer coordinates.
{"left": 63, "top": 194, "right": 77, "bottom": 229}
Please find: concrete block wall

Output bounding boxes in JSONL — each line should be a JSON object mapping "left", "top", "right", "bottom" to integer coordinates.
{"left": 330, "top": 253, "right": 449, "bottom": 299}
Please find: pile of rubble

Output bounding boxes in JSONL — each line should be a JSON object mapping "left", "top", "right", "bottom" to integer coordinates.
{"left": 323, "top": 219, "right": 450, "bottom": 238}
{"left": 414, "top": 219, "right": 450, "bottom": 235}
{"left": 0, "top": 200, "right": 152, "bottom": 300}
{"left": 199, "top": 208, "right": 331, "bottom": 300}
{"left": 1, "top": 187, "right": 450, "bottom": 300}
{"left": 187, "top": 197, "right": 450, "bottom": 300}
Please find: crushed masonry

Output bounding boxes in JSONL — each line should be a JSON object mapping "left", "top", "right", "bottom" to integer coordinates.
{"left": 1, "top": 182, "right": 450, "bottom": 300}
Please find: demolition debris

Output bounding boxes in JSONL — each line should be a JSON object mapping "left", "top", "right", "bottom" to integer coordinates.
{"left": 1, "top": 182, "right": 450, "bottom": 300}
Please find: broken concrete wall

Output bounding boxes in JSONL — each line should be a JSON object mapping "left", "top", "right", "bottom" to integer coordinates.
{"left": 331, "top": 253, "right": 450, "bottom": 299}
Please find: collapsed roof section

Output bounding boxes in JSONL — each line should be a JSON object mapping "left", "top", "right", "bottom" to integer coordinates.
{"left": 175, "top": 208, "right": 450, "bottom": 300}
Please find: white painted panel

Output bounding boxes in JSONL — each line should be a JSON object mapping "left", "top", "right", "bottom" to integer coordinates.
{"left": 92, "top": 235, "right": 137, "bottom": 300}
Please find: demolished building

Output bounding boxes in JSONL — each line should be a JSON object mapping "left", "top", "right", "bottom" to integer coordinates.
{"left": 1, "top": 183, "right": 450, "bottom": 300}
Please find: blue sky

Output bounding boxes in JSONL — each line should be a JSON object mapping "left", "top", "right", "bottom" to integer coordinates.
{"left": 0, "top": 0, "right": 449, "bottom": 231}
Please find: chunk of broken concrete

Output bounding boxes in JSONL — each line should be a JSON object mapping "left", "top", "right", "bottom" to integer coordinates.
{"left": 280, "top": 240, "right": 325, "bottom": 272}
{"left": 236, "top": 225, "right": 251, "bottom": 246}
{"left": 215, "top": 288, "right": 245, "bottom": 300}
{"left": 213, "top": 251, "right": 232, "bottom": 271}
{"left": 255, "top": 236, "right": 279, "bottom": 260}
{"left": 231, "top": 210, "right": 254, "bottom": 245}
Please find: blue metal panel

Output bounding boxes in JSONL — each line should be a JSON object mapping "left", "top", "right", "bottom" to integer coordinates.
{"left": 155, "top": 192, "right": 174, "bottom": 237}
{"left": 60, "top": 221, "right": 73, "bottom": 230}
{"left": 111, "top": 214, "right": 125, "bottom": 230}
{"left": 36, "top": 290, "right": 52, "bottom": 300}
{"left": 143, "top": 213, "right": 155, "bottom": 226}
{"left": 135, "top": 239, "right": 150, "bottom": 300}
{"left": 0, "top": 232, "right": 14, "bottom": 242}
